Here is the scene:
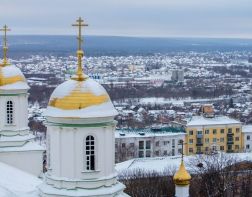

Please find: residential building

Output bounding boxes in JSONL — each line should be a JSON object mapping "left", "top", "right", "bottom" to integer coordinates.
{"left": 242, "top": 125, "right": 252, "bottom": 152}
{"left": 183, "top": 107, "right": 243, "bottom": 155}
{"left": 115, "top": 127, "right": 186, "bottom": 163}
{"left": 171, "top": 69, "right": 184, "bottom": 83}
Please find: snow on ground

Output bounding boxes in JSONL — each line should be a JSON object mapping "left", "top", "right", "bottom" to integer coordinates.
{"left": 0, "top": 162, "right": 41, "bottom": 197}
{"left": 116, "top": 153, "right": 252, "bottom": 175}
{"left": 140, "top": 97, "right": 229, "bottom": 106}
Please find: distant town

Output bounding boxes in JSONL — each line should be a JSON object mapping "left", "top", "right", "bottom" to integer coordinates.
{"left": 10, "top": 50, "right": 250, "bottom": 164}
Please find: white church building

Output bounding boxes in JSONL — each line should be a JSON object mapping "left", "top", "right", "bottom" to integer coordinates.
{"left": 0, "top": 19, "right": 191, "bottom": 197}
{"left": 38, "top": 18, "right": 129, "bottom": 197}
{"left": 0, "top": 20, "right": 130, "bottom": 197}
{"left": 0, "top": 25, "right": 44, "bottom": 177}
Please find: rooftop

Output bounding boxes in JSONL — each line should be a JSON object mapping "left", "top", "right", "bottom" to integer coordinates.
{"left": 115, "top": 127, "right": 186, "bottom": 138}
{"left": 242, "top": 125, "right": 252, "bottom": 133}
{"left": 185, "top": 115, "right": 241, "bottom": 127}
{"left": 0, "top": 161, "right": 41, "bottom": 197}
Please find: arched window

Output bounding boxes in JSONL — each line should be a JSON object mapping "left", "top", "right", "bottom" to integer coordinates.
{"left": 6, "top": 101, "right": 13, "bottom": 124}
{"left": 86, "top": 135, "right": 95, "bottom": 170}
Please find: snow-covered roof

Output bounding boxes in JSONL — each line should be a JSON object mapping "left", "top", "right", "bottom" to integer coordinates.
{"left": 242, "top": 125, "right": 252, "bottom": 133}
{"left": 45, "top": 78, "right": 118, "bottom": 119}
{"left": 0, "top": 65, "right": 29, "bottom": 91}
{"left": 0, "top": 141, "right": 45, "bottom": 153}
{"left": 39, "top": 182, "right": 127, "bottom": 197}
{"left": 0, "top": 161, "right": 41, "bottom": 197}
{"left": 115, "top": 127, "right": 185, "bottom": 138}
{"left": 116, "top": 153, "right": 252, "bottom": 175}
{"left": 186, "top": 115, "right": 241, "bottom": 127}
{"left": 0, "top": 134, "right": 35, "bottom": 142}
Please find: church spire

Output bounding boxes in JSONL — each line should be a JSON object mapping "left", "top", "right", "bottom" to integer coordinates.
{"left": 0, "top": 25, "right": 11, "bottom": 67}
{"left": 71, "top": 17, "right": 88, "bottom": 81}
{"left": 173, "top": 140, "right": 191, "bottom": 197}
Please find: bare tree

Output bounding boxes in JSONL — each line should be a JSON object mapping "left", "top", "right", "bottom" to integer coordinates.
{"left": 188, "top": 153, "right": 240, "bottom": 197}
{"left": 119, "top": 168, "right": 176, "bottom": 197}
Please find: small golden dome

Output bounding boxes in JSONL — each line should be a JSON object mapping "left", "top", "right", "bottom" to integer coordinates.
{"left": 0, "top": 65, "right": 26, "bottom": 87}
{"left": 173, "top": 161, "right": 191, "bottom": 186}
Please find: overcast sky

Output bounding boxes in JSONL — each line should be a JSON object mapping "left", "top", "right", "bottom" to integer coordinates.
{"left": 1, "top": 0, "right": 252, "bottom": 38}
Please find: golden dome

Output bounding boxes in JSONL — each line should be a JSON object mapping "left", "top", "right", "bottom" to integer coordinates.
{"left": 45, "top": 17, "right": 117, "bottom": 119}
{"left": 173, "top": 161, "right": 191, "bottom": 186}
{"left": 46, "top": 77, "right": 118, "bottom": 119}
{"left": 48, "top": 78, "right": 110, "bottom": 110}
{"left": 0, "top": 65, "right": 27, "bottom": 87}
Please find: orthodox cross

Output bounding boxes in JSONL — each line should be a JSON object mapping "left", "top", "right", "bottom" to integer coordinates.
{"left": 71, "top": 17, "right": 88, "bottom": 81}
{"left": 72, "top": 17, "right": 88, "bottom": 51}
{"left": 0, "top": 25, "right": 11, "bottom": 66}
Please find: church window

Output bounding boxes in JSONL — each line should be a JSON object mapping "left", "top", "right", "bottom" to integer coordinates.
{"left": 6, "top": 101, "right": 14, "bottom": 124}
{"left": 86, "top": 135, "right": 95, "bottom": 170}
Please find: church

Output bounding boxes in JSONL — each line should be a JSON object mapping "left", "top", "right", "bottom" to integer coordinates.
{"left": 0, "top": 19, "right": 130, "bottom": 196}
{"left": 0, "top": 18, "right": 191, "bottom": 197}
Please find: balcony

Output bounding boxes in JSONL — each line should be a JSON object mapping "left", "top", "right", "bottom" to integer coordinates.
{"left": 227, "top": 133, "right": 234, "bottom": 136}
{"left": 227, "top": 149, "right": 234, "bottom": 153}
{"left": 197, "top": 133, "right": 203, "bottom": 138}
{"left": 196, "top": 141, "right": 203, "bottom": 146}
{"left": 227, "top": 141, "right": 234, "bottom": 145}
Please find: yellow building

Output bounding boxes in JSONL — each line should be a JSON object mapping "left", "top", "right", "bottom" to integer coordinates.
{"left": 184, "top": 115, "right": 243, "bottom": 155}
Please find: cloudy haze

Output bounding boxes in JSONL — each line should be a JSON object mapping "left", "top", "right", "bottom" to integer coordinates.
{"left": 1, "top": 0, "right": 252, "bottom": 38}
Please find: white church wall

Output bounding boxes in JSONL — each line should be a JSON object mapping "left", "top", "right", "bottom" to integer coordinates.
{"left": 0, "top": 94, "right": 29, "bottom": 133}
{"left": 46, "top": 123, "right": 117, "bottom": 189}
{"left": 175, "top": 185, "right": 190, "bottom": 197}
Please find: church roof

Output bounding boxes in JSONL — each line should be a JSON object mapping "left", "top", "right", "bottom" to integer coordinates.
{"left": 0, "top": 161, "right": 41, "bottom": 197}
{"left": 173, "top": 160, "right": 191, "bottom": 186}
{"left": 45, "top": 77, "right": 117, "bottom": 118}
{"left": 0, "top": 64, "right": 29, "bottom": 91}
{"left": 45, "top": 18, "right": 117, "bottom": 119}
{"left": 0, "top": 25, "right": 29, "bottom": 91}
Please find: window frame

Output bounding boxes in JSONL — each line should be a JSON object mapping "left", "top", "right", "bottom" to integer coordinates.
{"left": 85, "top": 135, "right": 95, "bottom": 171}
{"left": 6, "top": 100, "right": 14, "bottom": 125}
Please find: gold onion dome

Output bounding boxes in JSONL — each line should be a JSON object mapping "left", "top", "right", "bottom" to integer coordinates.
{"left": 46, "top": 77, "right": 118, "bottom": 118}
{"left": 0, "top": 65, "right": 27, "bottom": 87}
{"left": 173, "top": 161, "right": 191, "bottom": 186}
{"left": 45, "top": 17, "right": 117, "bottom": 119}
{"left": 0, "top": 25, "right": 29, "bottom": 90}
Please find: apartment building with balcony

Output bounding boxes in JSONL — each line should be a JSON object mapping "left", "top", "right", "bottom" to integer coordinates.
{"left": 181, "top": 104, "right": 243, "bottom": 155}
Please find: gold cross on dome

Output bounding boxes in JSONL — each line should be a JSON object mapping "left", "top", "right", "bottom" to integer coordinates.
{"left": 0, "top": 25, "right": 11, "bottom": 66}
{"left": 71, "top": 17, "right": 88, "bottom": 81}
{"left": 72, "top": 17, "right": 88, "bottom": 51}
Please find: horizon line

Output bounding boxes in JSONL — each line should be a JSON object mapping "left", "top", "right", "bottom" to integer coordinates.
{"left": 5, "top": 34, "right": 252, "bottom": 40}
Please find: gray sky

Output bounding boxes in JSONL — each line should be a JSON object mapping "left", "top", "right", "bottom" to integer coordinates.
{"left": 1, "top": 0, "right": 252, "bottom": 38}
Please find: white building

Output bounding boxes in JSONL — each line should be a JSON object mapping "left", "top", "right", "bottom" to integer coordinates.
{"left": 242, "top": 125, "right": 252, "bottom": 152}
{"left": 39, "top": 17, "right": 129, "bottom": 197}
{"left": 0, "top": 27, "right": 44, "bottom": 177}
{"left": 115, "top": 128, "right": 186, "bottom": 163}
{"left": 171, "top": 69, "right": 184, "bottom": 83}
